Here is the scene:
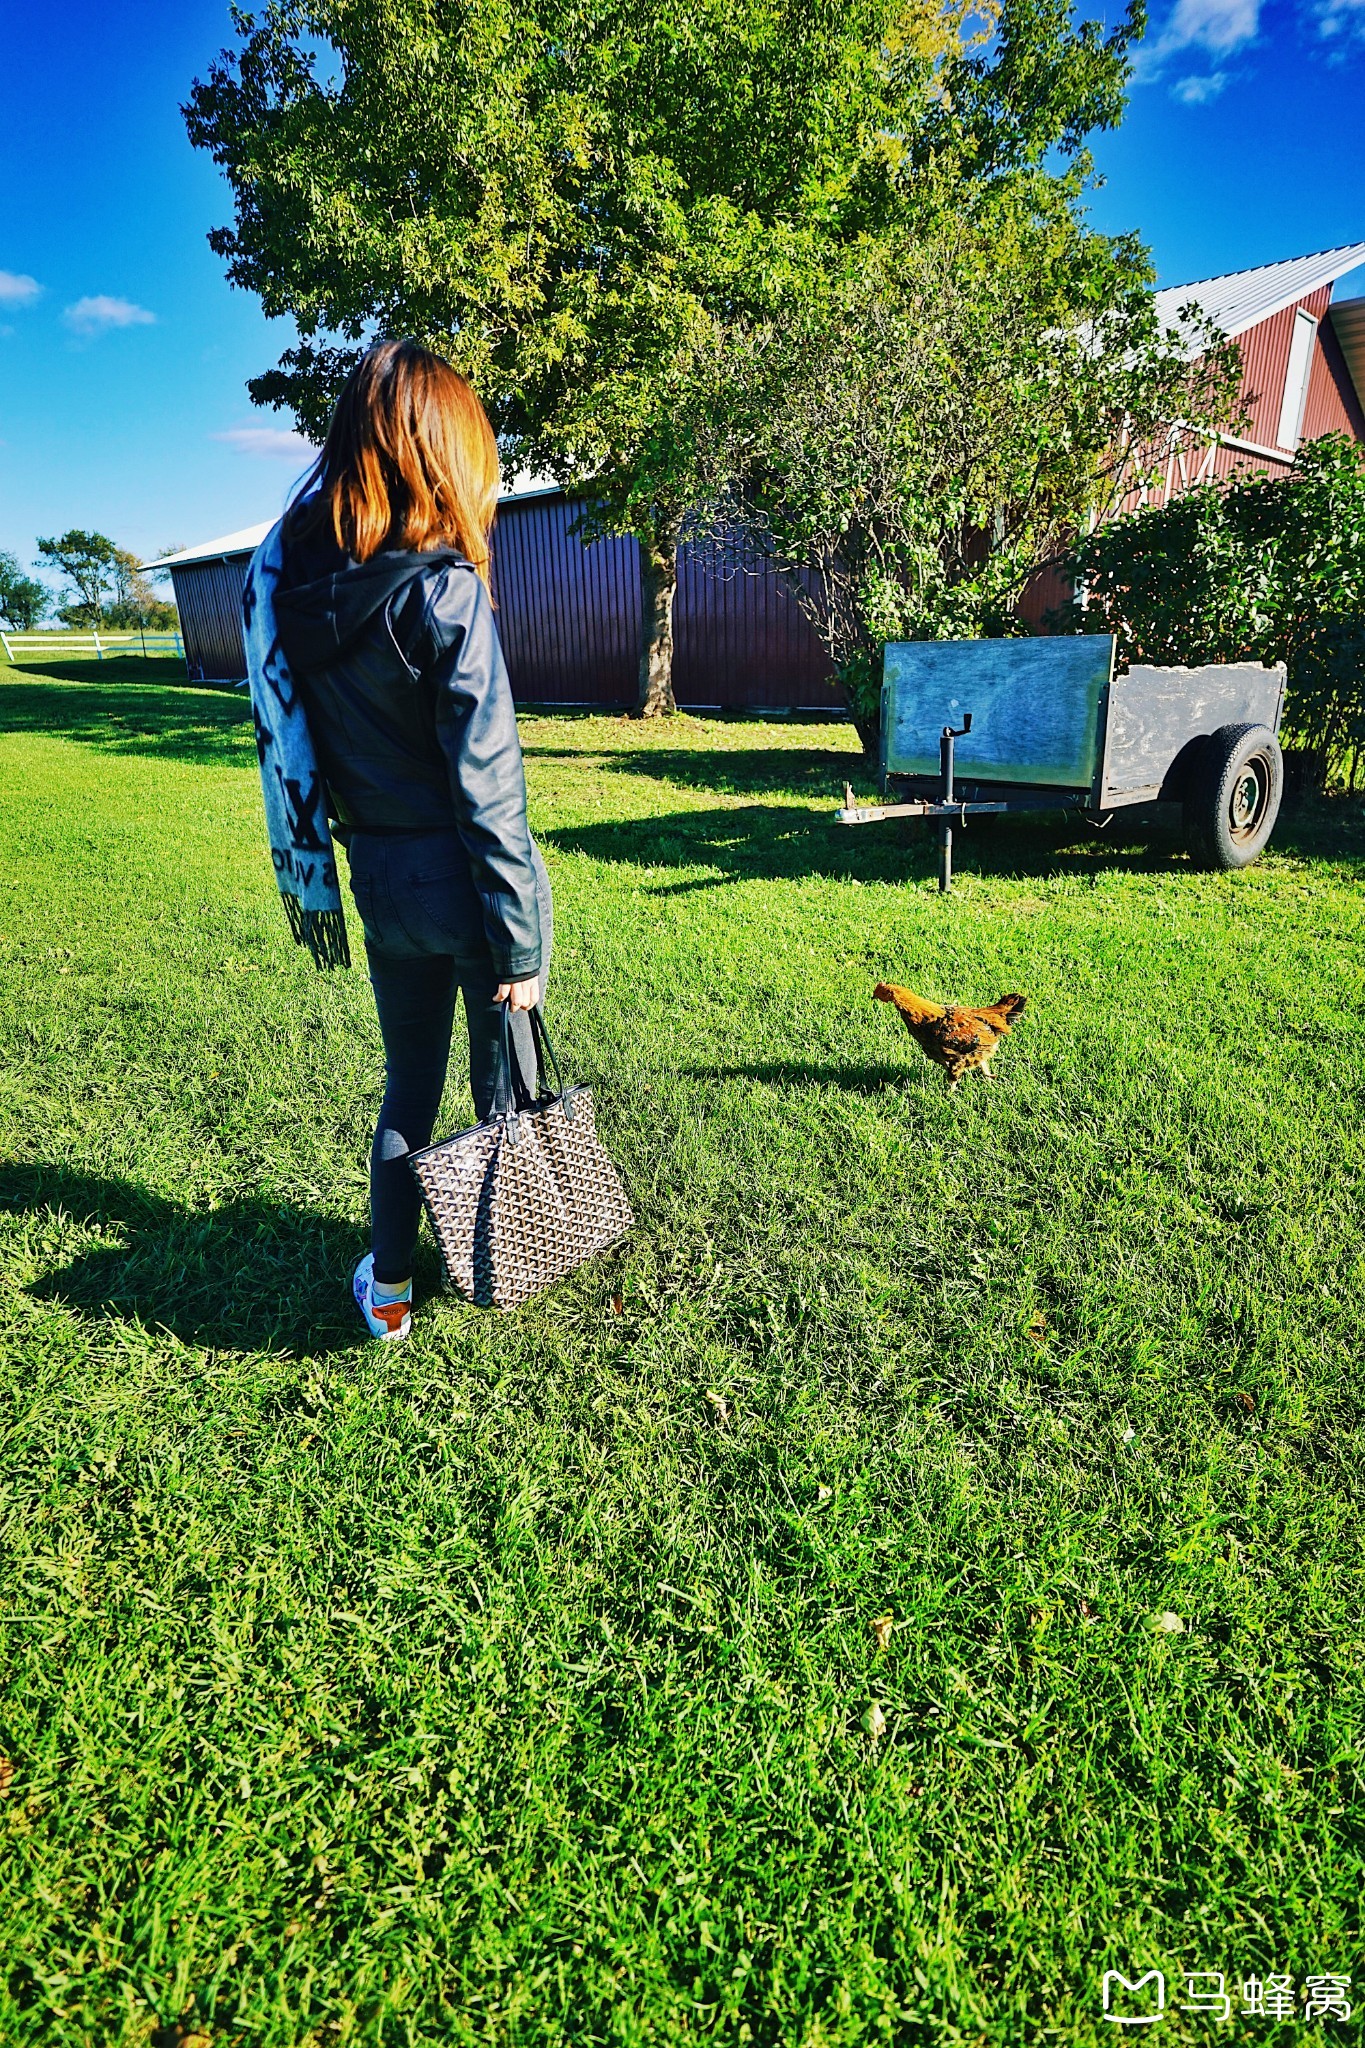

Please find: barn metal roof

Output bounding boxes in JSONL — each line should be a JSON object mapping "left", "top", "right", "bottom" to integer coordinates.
{"left": 1154, "top": 243, "right": 1365, "bottom": 340}
{"left": 141, "top": 470, "right": 564, "bottom": 571}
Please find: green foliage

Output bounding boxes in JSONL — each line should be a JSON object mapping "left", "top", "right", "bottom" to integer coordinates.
{"left": 0, "top": 552, "right": 48, "bottom": 631}
{"left": 701, "top": 216, "right": 1236, "bottom": 744}
{"left": 37, "top": 532, "right": 168, "bottom": 635}
{"left": 186, "top": 0, "right": 957, "bottom": 463}
{"left": 2, "top": 669, "right": 1363, "bottom": 2043}
{"left": 55, "top": 603, "right": 97, "bottom": 631}
{"left": 35, "top": 530, "right": 121, "bottom": 628}
{"left": 104, "top": 596, "right": 180, "bottom": 632}
{"left": 1067, "top": 435, "right": 1365, "bottom": 786}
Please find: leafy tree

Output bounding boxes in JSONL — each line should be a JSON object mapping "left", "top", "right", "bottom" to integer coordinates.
{"left": 33, "top": 532, "right": 178, "bottom": 636}
{"left": 1066, "top": 434, "right": 1365, "bottom": 789}
{"left": 694, "top": 210, "right": 1235, "bottom": 747}
{"left": 185, "top": 0, "right": 1143, "bottom": 714}
{"left": 0, "top": 552, "right": 48, "bottom": 631}
{"left": 105, "top": 547, "right": 178, "bottom": 631}
{"left": 129, "top": 548, "right": 186, "bottom": 633}
{"left": 104, "top": 596, "right": 181, "bottom": 632}
{"left": 35, "top": 530, "right": 120, "bottom": 628}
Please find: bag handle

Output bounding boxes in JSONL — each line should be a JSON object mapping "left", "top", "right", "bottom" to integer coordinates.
{"left": 496, "top": 1000, "right": 572, "bottom": 1143}
{"left": 528, "top": 1005, "right": 570, "bottom": 1109}
{"left": 496, "top": 1001, "right": 533, "bottom": 1143}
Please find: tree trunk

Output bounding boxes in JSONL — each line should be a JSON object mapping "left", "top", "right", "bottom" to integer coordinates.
{"left": 636, "top": 517, "right": 681, "bottom": 718}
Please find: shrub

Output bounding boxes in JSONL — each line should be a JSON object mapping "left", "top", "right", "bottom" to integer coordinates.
{"left": 1065, "top": 434, "right": 1365, "bottom": 789}
{"left": 104, "top": 599, "right": 179, "bottom": 632}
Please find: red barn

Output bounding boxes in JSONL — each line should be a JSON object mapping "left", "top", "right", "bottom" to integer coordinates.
{"left": 1133, "top": 241, "right": 1365, "bottom": 507}
{"left": 1020, "top": 242, "right": 1365, "bottom": 621}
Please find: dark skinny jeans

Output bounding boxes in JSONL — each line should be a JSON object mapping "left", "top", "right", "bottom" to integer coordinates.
{"left": 346, "top": 828, "right": 553, "bottom": 1283}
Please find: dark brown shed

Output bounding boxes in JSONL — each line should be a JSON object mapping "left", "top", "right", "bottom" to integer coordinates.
{"left": 144, "top": 488, "right": 841, "bottom": 710}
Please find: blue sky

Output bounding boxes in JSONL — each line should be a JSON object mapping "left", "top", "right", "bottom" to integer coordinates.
{"left": 1, "top": 0, "right": 1362, "bottom": 590}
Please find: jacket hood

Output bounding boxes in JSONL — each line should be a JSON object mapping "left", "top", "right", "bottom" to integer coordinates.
{"left": 273, "top": 522, "right": 467, "bottom": 670}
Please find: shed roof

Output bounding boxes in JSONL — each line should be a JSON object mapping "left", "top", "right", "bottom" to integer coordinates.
{"left": 143, "top": 522, "right": 274, "bottom": 571}
{"left": 1154, "top": 243, "right": 1365, "bottom": 340}
{"left": 141, "top": 469, "right": 563, "bottom": 571}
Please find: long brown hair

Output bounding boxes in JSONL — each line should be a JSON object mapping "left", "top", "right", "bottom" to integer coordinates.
{"left": 292, "top": 340, "right": 500, "bottom": 582}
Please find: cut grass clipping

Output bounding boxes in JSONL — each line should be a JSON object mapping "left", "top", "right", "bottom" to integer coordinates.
{"left": 1, "top": 665, "right": 1362, "bottom": 2046}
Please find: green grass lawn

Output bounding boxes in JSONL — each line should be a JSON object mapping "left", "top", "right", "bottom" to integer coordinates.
{"left": 1, "top": 668, "right": 1362, "bottom": 2047}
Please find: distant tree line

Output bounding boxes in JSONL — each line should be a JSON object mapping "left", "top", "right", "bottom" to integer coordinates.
{"left": 0, "top": 532, "right": 178, "bottom": 634}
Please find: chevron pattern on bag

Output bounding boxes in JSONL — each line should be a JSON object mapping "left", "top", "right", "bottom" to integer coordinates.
{"left": 408, "top": 1086, "right": 633, "bottom": 1310}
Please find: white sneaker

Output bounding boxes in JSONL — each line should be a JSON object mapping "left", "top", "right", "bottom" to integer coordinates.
{"left": 353, "top": 1253, "right": 412, "bottom": 1341}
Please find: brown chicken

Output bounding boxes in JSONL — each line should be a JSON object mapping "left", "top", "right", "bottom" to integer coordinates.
{"left": 874, "top": 983, "right": 1027, "bottom": 1089}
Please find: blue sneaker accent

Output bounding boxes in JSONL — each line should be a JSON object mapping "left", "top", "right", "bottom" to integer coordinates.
{"left": 353, "top": 1253, "right": 412, "bottom": 1340}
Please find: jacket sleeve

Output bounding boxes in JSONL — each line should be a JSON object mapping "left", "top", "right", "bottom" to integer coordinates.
{"left": 412, "top": 564, "right": 543, "bottom": 980}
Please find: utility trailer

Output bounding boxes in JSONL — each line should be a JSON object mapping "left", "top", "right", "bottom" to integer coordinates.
{"left": 836, "top": 635, "right": 1287, "bottom": 891}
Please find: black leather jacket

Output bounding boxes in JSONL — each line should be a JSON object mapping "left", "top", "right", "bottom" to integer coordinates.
{"left": 273, "top": 522, "right": 543, "bottom": 980}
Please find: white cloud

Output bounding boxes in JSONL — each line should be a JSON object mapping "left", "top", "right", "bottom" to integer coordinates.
{"left": 1172, "top": 68, "right": 1230, "bottom": 97}
{"left": 64, "top": 294, "right": 156, "bottom": 337}
{"left": 1315, "top": 0, "right": 1365, "bottom": 35}
{"left": 0, "top": 271, "right": 42, "bottom": 307}
{"left": 1167, "top": 0, "right": 1259, "bottom": 52}
{"left": 1136, "top": 0, "right": 1259, "bottom": 81}
{"left": 212, "top": 424, "right": 318, "bottom": 461}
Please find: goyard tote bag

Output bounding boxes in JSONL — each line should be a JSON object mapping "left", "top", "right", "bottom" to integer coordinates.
{"left": 406, "top": 1005, "right": 633, "bottom": 1310}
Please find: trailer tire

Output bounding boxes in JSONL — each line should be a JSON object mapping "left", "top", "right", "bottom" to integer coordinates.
{"left": 1184, "top": 723, "right": 1283, "bottom": 869}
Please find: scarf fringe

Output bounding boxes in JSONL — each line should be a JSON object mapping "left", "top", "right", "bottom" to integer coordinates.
{"left": 282, "top": 893, "right": 352, "bottom": 971}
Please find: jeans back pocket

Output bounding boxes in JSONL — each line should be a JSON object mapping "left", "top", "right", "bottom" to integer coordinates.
{"left": 402, "top": 861, "right": 485, "bottom": 957}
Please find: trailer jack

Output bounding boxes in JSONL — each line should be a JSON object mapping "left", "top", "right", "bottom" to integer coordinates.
{"left": 836, "top": 710, "right": 1014, "bottom": 892}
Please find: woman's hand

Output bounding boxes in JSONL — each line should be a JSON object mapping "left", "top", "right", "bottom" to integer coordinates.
{"left": 495, "top": 976, "right": 540, "bottom": 1013}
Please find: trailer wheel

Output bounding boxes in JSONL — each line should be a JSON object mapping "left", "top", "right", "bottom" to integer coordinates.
{"left": 1184, "top": 723, "right": 1283, "bottom": 869}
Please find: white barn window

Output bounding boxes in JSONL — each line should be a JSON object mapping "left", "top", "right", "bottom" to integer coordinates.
{"left": 1276, "top": 308, "right": 1317, "bottom": 448}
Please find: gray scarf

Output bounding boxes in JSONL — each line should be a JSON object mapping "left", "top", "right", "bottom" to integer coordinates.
{"left": 241, "top": 518, "right": 351, "bottom": 970}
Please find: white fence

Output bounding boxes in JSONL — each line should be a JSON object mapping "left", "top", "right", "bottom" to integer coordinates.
{"left": 0, "top": 627, "right": 185, "bottom": 663}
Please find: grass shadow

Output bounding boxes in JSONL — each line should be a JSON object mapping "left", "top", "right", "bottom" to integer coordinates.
{"left": 1, "top": 1163, "right": 369, "bottom": 1356}
{"left": 2, "top": 653, "right": 194, "bottom": 686}
{"left": 547, "top": 762, "right": 1365, "bottom": 882}
{"left": 7, "top": 676, "right": 1359, "bottom": 873}
{"left": 684, "top": 1060, "right": 913, "bottom": 1096}
{"left": 1272, "top": 793, "right": 1365, "bottom": 865}
{"left": 543, "top": 799, "right": 1238, "bottom": 888}
{"left": 521, "top": 741, "right": 863, "bottom": 801}
{"left": 0, "top": 674, "right": 254, "bottom": 768}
